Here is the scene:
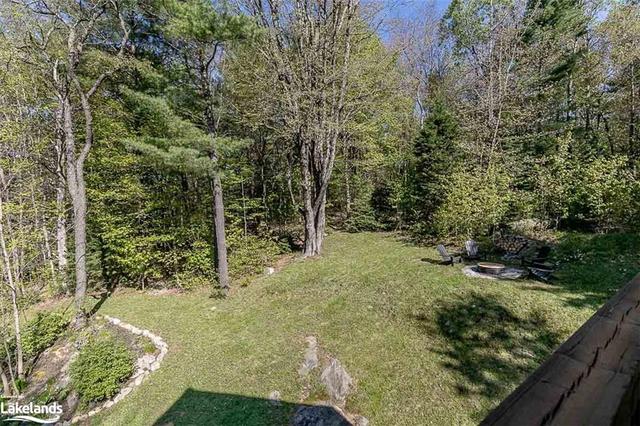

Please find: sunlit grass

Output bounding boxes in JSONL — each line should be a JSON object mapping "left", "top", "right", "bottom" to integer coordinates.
{"left": 92, "top": 231, "right": 634, "bottom": 425}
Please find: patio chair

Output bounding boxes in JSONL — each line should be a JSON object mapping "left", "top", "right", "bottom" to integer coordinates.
{"left": 528, "top": 266, "right": 555, "bottom": 283}
{"left": 464, "top": 240, "right": 485, "bottom": 260}
{"left": 436, "top": 244, "right": 462, "bottom": 266}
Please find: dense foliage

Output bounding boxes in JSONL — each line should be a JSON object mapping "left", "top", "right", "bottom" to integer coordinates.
{"left": 70, "top": 333, "right": 135, "bottom": 403}
{"left": 22, "top": 312, "right": 69, "bottom": 358}
{"left": 0, "top": 0, "right": 638, "bottom": 400}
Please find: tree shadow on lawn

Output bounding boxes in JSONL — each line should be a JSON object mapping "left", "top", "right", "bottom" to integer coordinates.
{"left": 544, "top": 232, "right": 640, "bottom": 309}
{"left": 153, "top": 388, "right": 350, "bottom": 426}
{"left": 413, "top": 293, "right": 561, "bottom": 420}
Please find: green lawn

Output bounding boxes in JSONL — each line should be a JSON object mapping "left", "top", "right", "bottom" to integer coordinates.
{"left": 92, "top": 231, "right": 639, "bottom": 425}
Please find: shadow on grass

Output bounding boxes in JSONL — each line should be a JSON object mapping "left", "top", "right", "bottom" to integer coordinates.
{"left": 153, "top": 388, "right": 350, "bottom": 426}
{"left": 548, "top": 232, "right": 640, "bottom": 309}
{"left": 413, "top": 293, "right": 560, "bottom": 418}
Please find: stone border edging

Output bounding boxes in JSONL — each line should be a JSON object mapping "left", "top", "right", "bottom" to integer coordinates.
{"left": 69, "top": 315, "right": 168, "bottom": 424}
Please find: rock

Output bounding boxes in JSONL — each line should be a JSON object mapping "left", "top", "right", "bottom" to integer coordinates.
{"left": 298, "top": 336, "right": 319, "bottom": 377}
{"left": 268, "top": 390, "right": 281, "bottom": 406}
{"left": 514, "top": 348, "right": 536, "bottom": 358}
{"left": 120, "top": 386, "right": 132, "bottom": 397}
{"left": 265, "top": 267, "right": 275, "bottom": 275}
{"left": 353, "top": 415, "right": 369, "bottom": 426}
{"left": 292, "top": 404, "right": 351, "bottom": 426}
{"left": 103, "top": 400, "right": 114, "bottom": 409}
{"left": 320, "top": 358, "right": 353, "bottom": 407}
{"left": 64, "top": 391, "right": 80, "bottom": 418}
{"left": 134, "top": 375, "right": 144, "bottom": 386}
{"left": 150, "top": 361, "right": 161, "bottom": 371}
{"left": 138, "top": 354, "right": 155, "bottom": 369}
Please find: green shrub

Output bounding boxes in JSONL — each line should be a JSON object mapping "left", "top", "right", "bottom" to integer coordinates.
{"left": 533, "top": 133, "right": 576, "bottom": 227}
{"left": 22, "top": 312, "right": 68, "bottom": 357}
{"left": 343, "top": 196, "right": 384, "bottom": 232}
{"left": 572, "top": 156, "right": 635, "bottom": 229}
{"left": 226, "top": 227, "right": 282, "bottom": 279}
{"left": 433, "top": 166, "right": 511, "bottom": 238}
{"left": 70, "top": 334, "right": 135, "bottom": 403}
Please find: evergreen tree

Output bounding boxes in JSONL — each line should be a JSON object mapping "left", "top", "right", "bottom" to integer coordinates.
{"left": 412, "top": 101, "right": 458, "bottom": 228}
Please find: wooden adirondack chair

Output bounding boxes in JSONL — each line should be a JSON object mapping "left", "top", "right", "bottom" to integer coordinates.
{"left": 436, "top": 244, "right": 461, "bottom": 265}
{"left": 528, "top": 267, "right": 555, "bottom": 282}
{"left": 464, "top": 240, "right": 485, "bottom": 260}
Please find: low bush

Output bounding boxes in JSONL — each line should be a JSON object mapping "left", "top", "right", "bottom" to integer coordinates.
{"left": 22, "top": 311, "right": 68, "bottom": 357}
{"left": 70, "top": 333, "right": 135, "bottom": 403}
{"left": 226, "top": 228, "right": 283, "bottom": 279}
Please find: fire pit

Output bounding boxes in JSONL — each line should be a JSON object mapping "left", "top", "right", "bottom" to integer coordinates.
{"left": 477, "top": 262, "right": 506, "bottom": 275}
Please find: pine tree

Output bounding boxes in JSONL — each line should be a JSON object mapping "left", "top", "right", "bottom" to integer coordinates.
{"left": 412, "top": 101, "right": 458, "bottom": 228}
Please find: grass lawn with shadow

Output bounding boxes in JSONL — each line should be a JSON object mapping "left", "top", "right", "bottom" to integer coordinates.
{"left": 91, "top": 231, "right": 636, "bottom": 425}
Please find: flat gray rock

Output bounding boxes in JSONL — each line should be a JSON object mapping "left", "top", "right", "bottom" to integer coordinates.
{"left": 463, "top": 265, "right": 528, "bottom": 280}
{"left": 320, "top": 358, "right": 353, "bottom": 407}
{"left": 299, "top": 336, "right": 319, "bottom": 376}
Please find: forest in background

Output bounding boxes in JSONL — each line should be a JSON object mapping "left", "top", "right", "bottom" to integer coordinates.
{"left": 0, "top": 0, "right": 639, "bottom": 396}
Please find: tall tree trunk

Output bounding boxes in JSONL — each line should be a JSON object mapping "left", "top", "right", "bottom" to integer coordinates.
{"left": 630, "top": 61, "right": 636, "bottom": 160}
{"left": 203, "top": 86, "right": 230, "bottom": 293}
{"left": 343, "top": 141, "right": 352, "bottom": 216}
{"left": 63, "top": 97, "right": 88, "bottom": 328}
{"left": 241, "top": 181, "right": 248, "bottom": 237}
{"left": 56, "top": 180, "right": 68, "bottom": 292}
{"left": 54, "top": 120, "right": 68, "bottom": 293}
{"left": 0, "top": 196, "right": 23, "bottom": 380}
{"left": 210, "top": 172, "right": 229, "bottom": 294}
{"left": 0, "top": 365, "right": 10, "bottom": 396}
{"left": 300, "top": 141, "right": 331, "bottom": 257}
{"left": 70, "top": 177, "right": 88, "bottom": 326}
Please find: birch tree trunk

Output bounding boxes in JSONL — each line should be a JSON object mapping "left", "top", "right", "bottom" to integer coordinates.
{"left": 54, "top": 117, "right": 68, "bottom": 292}
{"left": 56, "top": 181, "right": 68, "bottom": 291}
{"left": 0, "top": 195, "right": 23, "bottom": 380}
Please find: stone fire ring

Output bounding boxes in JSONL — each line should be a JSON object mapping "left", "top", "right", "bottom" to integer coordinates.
{"left": 477, "top": 262, "right": 506, "bottom": 274}
{"left": 463, "top": 265, "right": 528, "bottom": 280}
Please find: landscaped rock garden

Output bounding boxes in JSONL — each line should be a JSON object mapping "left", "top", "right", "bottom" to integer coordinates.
{"left": 16, "top": 313, "right": 167, "bottom": 424}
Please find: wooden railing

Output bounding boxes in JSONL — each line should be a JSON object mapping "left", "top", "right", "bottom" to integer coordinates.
{"left": 482, "top": 273, "right": 640, "bottom": 426}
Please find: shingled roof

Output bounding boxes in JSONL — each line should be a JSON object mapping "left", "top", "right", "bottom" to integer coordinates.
{"left": 482, "top": 273, "right": 640, "bottom": 426}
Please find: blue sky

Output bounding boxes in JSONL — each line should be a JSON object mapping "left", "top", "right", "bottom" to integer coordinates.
{"left": 376, "top": 0, "right": 452, "bottom": 42}
{"left": 383, "top": 0, "right": 452, "bottom": 18}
